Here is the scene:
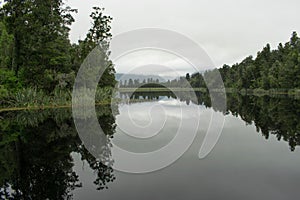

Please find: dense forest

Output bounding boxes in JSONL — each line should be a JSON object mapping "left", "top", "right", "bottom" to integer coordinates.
{"left": 0, "top": 0, "right": 116, "bottom": 107}
{"left": 188, "top": 32, "right": 300, "bottom": 92}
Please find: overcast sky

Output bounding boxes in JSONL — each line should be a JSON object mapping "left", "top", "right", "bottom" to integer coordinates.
{"left": 67, "top": 0, "right": 300, "bottom": 76}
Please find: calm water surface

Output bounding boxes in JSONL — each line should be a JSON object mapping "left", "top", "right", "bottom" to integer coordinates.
{"left": 1, "top": 92, "right": 300, "bottom": 200}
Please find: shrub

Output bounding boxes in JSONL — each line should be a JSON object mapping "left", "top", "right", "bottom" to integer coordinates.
{"left": 0, "top": 68, "right": 22, "bottom": 92}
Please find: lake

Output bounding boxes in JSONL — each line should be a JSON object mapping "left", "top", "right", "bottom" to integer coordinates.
{"left": 1, "top": 92, "right": 300, "bottom": 200}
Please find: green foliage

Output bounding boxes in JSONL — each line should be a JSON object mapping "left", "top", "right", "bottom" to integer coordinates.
{"left": 74, "top": 7, "right": 116, "bottom": 88}
{"left": 87, "top": 7, "right": 113, "bottom": 44}
{"left": 0, "top": 85, "right": 9, "bottom": 99}
{"left": 0, "top": 86, "right": 114, "bottom": 109}
{"left": 220, "top": 32, "right": 300, "bottom": 90}
{"left": 95, "top": 87, "right": 114, "bottom": 102}
{"left": 0, "top": 1, "right": 116, "bottom": 107}
{"left": 13, "top": 88, "right": 50, "bottom": 107}
{"left": 0, "top": 22, "right": 13, "bottom": 69}
{"left": 0, "top": 68, "right": 22, "bottom": 93}
{"left": 189, "top": 72, "right": 205, "bottom": 88}
{"left": 0, "top": 2, "right": 115, "bottom": 89}
{"left": 28, "top": 69, "right": 76, "bottom": 92}
{"left": 187, "top": 32, "right": 300, "bottom": 91}
{"left": 1, "top": 0, "right": 77, "bottom": 76}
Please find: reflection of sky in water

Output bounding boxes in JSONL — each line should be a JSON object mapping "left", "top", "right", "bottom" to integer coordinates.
{"left": 74, "top": 98, "right": 300, "bottom": 200}
{"left": 113, "top": 98, "right": 213, "bottom": 153}
{"left": 2, "top": 94, "right": 300, "bottom": 199}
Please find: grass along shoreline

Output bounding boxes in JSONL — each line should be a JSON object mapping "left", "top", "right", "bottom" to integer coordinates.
{"left": 1, "top": 87, "right": 300, "bottom": 113}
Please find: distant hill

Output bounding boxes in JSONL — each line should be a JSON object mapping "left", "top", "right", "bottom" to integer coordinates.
{"left": 115, "top": 73, "right": 174, "bottom": 83}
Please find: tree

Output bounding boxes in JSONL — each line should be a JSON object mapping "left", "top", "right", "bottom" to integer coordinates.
{"left": 290, "top": 31, "right": 298, "bottom": 47}
{"left": 0, "top": 22, "right": 13, "bottom": 69}
{"left": 1, "top": 0, "right": 30, "bottom": 75}
{"left": 128, "top": 79, "right": 133, "bottom": 87}
{"left": 185, "top": 73, "right": 190, "bottom": 81}
{"left": 1, "top": 0, "right": 77, "bottom": 90}
{"left": 119, "top": 80, "right": 123, "bottom": 87}
{"left": 78, "top": 7, "right": 116, "bottom": 88}
{"left": 207, "top": 32, "right": 300, "bottom": 90}
{"left": 188, "top": 72, "right": 205, "bottom": 88}
{"left": 269, "top": 61, "right": 280, "bottom": 88}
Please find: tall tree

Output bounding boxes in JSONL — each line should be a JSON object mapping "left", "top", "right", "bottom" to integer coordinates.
{"left": 1, "top": 0, "right": 77, "bottom": 90}
{"left": 1, "top": 0, "right": 30, "bottom": 75}
{"left": 0, "top": 21, "right": 13, "bottom": 69}
{"left": 78, "top": 7, "right": 116, "bottom": 88}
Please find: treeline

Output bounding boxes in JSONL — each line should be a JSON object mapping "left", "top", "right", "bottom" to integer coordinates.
{"left": 122, "top": 32, "right": 300, "bottom": 91}
{"left": 120, "top": 76, "right": 191, "bottom": 88}
{"left": 0, "top": 1, "right": 115, "bottom": 100}
{"left": 188, "top": 32, "right": 300, "bottom": 91}
{"left": 119, "top": 78, "right": 160, "bottom": 88}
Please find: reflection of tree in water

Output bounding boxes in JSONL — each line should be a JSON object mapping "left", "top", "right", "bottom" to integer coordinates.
{"left": 0, "top": 106, "right": 117, "bottom": 199}
{"left": 121, "top": 91, "right": 214, "bottom": 110}
{"left": 222, "top": 94, "right": 300, "bottom": 151}
{"left": 1, "top": 92, "right": 299, "bottom": 198}
{"left": 203, "top": 93, "right": 300, "bottom": 151}
{"left": 195, "top": 92, "right": 300, "bottom": 151}
{"left": 77, "top": 146, "right": 115, "bottom": 190}
{"left": 0, "top": 117, "right": 81, "bottom": 200}
{"left": 120, "top": 91, "right": 175, "bottom": 101}
{"left": 124, "top": 91, "right": 300, "bottom": 151}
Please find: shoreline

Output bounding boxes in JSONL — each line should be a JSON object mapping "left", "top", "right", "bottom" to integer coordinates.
{"left": 1, "top": 88, "right": 300, "bottom": 112}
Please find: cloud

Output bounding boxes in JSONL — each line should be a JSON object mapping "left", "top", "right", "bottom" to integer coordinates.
{"left": 114, "top": 49, "right": 196, "bottom": 76}
{"left": 68, "top": 0, "right": 300, "bottom": 69}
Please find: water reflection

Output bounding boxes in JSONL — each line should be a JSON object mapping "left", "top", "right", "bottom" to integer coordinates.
{"left": 121, "top": 91, "right": 300, "bottom": 151}
{"left": 0, "top": 106, "right": 116, "bottom": 199}
{"left": 225, "top": 94, "right": 300, "bottom": 151}
{"left": 1, "top": 92, "right": 300, "bottom": 198}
